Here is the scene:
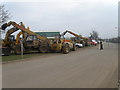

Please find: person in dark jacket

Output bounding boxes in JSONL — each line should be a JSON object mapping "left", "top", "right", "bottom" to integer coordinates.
{"left": 100, "top": 41, "right": 103, "bottom": 50}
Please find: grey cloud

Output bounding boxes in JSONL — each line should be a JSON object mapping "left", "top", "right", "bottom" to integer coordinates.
{"left": 4, "top": 1, "right": 118, "bottom": 38}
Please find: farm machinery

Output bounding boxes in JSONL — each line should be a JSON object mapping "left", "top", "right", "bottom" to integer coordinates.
{"left": 48, "top": 30, "right": 90, "bottom": 53}
{"left": 1, "top": 21, "right": 87, "bottom": 55}
{"left": 1, "top": 21, "right": 48, "bottom": 55}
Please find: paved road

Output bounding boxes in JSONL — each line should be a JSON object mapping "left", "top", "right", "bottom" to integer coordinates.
{"left": 2, "top": 42, "right": 118, "bottom": 88}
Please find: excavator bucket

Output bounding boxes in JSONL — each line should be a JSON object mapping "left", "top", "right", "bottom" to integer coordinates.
{"left": 1, "top": 23, "right": 8, "bottom": 30}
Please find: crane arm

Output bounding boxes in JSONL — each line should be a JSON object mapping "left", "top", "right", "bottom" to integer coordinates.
{"left": 62, "top": 30, "right": 88, "bottom": 40}
{"left": 16, "top": 31, "right": 23, "bottom": 45}
{"left": 3, "top": 27, "right": 19, "bottom": 46}
{"left": 1, "top": 21, "right": 47, "bottom": 41}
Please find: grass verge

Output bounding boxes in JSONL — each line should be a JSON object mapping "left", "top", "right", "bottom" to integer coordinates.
{"left": 2, "top": 53, "right": 44, "bottom": 62}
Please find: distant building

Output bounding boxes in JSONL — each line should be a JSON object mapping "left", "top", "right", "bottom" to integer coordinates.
{"left": 35, "top": 32, "right": 60, "bottom": 38}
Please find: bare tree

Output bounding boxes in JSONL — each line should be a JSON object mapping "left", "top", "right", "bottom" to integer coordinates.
{"left": 90, "top": 30, "right": 99, "bottom": 40}
{"left": 0, "top": 5, "right": 10, "bottom": 40}
{"left": 0, "top": 5, "right": 10, "bottom": 25}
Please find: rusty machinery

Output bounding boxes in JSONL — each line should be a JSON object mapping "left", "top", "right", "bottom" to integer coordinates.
{"left": 62, "top": 30, "right": 89, "bottom": 46}
{"left": 49, "top": 30, "right": 90, "bottom": 54}
{"left": 1, "top": 21, "right": 49, "bottom": 55}
{"left": 1, "top": 21, "right": 88, "bottom": 55}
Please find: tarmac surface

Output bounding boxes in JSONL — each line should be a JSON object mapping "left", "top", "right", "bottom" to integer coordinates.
{"left": 2, "top": 42, "right": 118, "bottom": 88}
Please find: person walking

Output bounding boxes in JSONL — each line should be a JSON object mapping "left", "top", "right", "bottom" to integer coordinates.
{"left": 100, "top": 40, "right": 103, "bottom": 50}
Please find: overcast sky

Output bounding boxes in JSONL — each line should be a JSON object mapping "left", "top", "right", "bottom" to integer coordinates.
{"left": 1, "top": 0, "right": 118, "bottom": 38}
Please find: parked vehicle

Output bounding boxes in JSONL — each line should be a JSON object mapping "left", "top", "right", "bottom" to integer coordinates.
{"left": 90, "top": 40, "right": 97, "bottom": 46}
{"left": 1, "top": 21, "right": 78, "bottom": 55}
{"left": 1, "top": 21, "right": 48, "bottom": 55}
{"left": 75, "top": 43, "right": 83, "bottom": 48}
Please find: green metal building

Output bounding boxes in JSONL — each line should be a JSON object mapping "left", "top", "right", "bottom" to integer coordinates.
{"left": 35, "top": 32, "right": 60, "bottom": 37}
